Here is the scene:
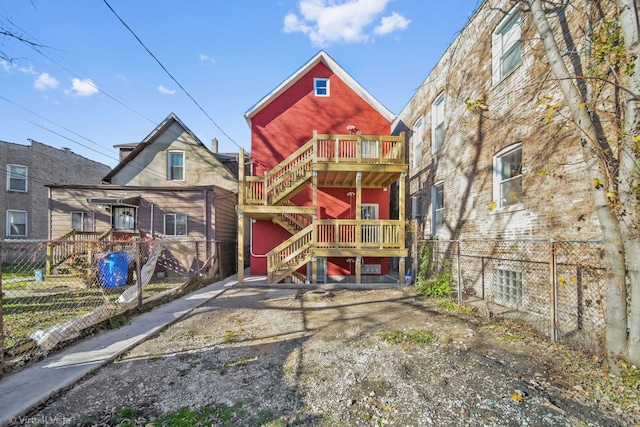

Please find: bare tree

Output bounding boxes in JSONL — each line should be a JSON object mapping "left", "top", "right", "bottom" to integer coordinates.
{"left": 529, "top": 0, "right": 640, "bottom": 365}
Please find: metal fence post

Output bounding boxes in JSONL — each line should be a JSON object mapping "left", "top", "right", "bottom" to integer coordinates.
{"left": 550, "top": 240, "right": 558, "bottom": 343}
{"left": 457, "top": 240, "right": 462, "bottom": 305}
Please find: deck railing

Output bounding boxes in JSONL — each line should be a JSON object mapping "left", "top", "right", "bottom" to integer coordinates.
{"left": 241, "top": 132, "right": 404, "bottom": 206}
{"left": 315, "top": 220, "right": 403, "bottom": 250}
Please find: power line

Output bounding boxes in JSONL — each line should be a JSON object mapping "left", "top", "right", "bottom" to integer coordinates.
{"left": 102, "top": 0, "right": 242, "bottom": 150}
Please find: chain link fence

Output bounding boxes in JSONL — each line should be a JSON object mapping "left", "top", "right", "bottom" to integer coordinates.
{"left": 413, "top": 239, "right": 607, "bottom": 356}
{"left": 0, "top": 238, "right": 236, "bottom": 375}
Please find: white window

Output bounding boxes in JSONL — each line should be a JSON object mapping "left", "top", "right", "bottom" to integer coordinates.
{"left": 164, "top": 213, "right": 188, "bottom": 236}
{"left": 432, "top": 94, "right": 445, "bottom": 152}
{"left": 71, "top": 212, "right": 95, "bottom": 232}
{"left": 493, "top": 143, "right": 523, "bottom": 208}
{"left": 7, "top": 164, "right": 28, "bottom": 192}
{"left": 113, "top": 207, "right": 136, "bottom": 231}
{"left": 411, "top": 195, "right": 422, "bottom": 220}
{"left": 431, "top": 182, "right": 444, "bottom": 236}
{"left": 6, "top": 210, "right": 27, "bottom": 237}
{"left": 314, "top": 78, "right": 329, "bottom": 96}
{"left": 167, "top": 151, "right": 184, "bottom": 181}
{"left": 412, "top": 118, "right": 424, "bottom": 168}
{"left": 494, "top": 269, "right": 523, "bottom": 307}
{"left": 492, "top": 6, "right": 522, "bottom": 84}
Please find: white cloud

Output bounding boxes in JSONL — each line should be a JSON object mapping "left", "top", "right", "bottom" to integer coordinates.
{"left": 34, "top": 72, "right": 60, "bottom": 91}
{"left": 199, "top": 53, "right": 216, "bottom": 64}
{"left": 0, "top": 60, "right": 12, "bottom": 73}
{"left": 283, "top": 0, "right": 409, "bottom": 46}
{"left": 68, "top": 78, "right": 99, "bottom": 97}
{"left": 158, "top": 85, "right": 176, "bottom": 95}
{"left": 374, "top": 11, "right": 410, "bottom": 35}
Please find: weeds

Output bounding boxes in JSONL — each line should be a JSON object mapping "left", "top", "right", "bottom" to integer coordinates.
{"left": 379, "top": 329, "right": 434, "bottom": 345}
{"left": 438, "top": 300, "right": 474, "bottom": 314}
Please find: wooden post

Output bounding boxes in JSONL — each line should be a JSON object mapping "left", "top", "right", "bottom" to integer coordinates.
{"left": 355, "top": 255, "right": 362, "bottom": 284}
{"left": 356, "top": 131, "right": 362, "bottom": 163}
{"left": 398, "top": 172, "right": 405, "bottom": 253}
{"left": 238, "top": 212, "right": 244, "bottom": 283}
{"left": 356, "top": 171, "right": 362, "bottom": 248}
{"left": 136, "top": 241, "right": 143, "bottom": 308}
{"left": 399, "top": 256, "right": 405, "bottom": 285}
{"left": 550, "top": 240, "right": 558, "bottom": 343}
{"left": 312, "top": 256, "right": 317, "bottom": 284}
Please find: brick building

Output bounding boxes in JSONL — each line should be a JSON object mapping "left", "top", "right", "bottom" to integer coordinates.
{"left": 0, "top": 139, "right": 110, "bottom": 240}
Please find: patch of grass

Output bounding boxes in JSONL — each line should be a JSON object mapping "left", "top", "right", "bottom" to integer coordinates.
{"left": 110, "top": 407, "right": 137, "bottom": 425}
{"left": 502, "top": 333, "right": 526, "bottom": 341}
{"left": 438, "top": 300, "right": 474, "bottom": 314}
{"left": 108, "top": 314, "right": 127, "bottom": 329}
{"left": 379, "top": 329, "right": 434, "bottom": 345}
{"left": 149, "top": 354, "right": 163, "bottom": 361}
{"left": 222, "top": 327, "right": 243, "bottom": 343}
{"left": 415, "top": 263, "right": 453, "bottom": 298}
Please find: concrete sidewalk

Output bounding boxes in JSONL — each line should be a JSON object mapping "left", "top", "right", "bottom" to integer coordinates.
{"left": 0, "top": 274, "right": 239, "bottom": 426}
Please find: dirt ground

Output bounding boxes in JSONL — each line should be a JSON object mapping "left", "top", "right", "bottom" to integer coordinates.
{"left": 18, "top": 286, "right": 640, "bottom": 426}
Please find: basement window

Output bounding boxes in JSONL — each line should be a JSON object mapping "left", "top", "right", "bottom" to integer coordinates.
{"left": 494, "top": 268, "right": 523, "bottom": 307}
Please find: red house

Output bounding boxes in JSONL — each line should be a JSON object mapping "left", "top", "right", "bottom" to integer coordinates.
{"left": 238, "top": 51, "right": 407, "bottom": 284}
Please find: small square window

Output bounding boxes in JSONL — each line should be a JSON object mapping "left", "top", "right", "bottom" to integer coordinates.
{"left": 7, "top": 165, "right": 28, "bottom": 192}
{"left": 71, "top": 212, "right": 95, "bottom": 232}
{"left": 494, "top": 268, "right": 523, "bottom": 307}
{"left": 314, "top": 78, "right": 330, "bottom": 96}
{"left": 7, "top": 210, "right": 27, "bottom": 237}
{"left": 164, "top": 213, "right": 187, "bottom": 236}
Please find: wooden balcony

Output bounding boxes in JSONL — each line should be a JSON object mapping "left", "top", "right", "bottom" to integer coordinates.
{"left": 237, "top": 131, "right": 408, "bottom": 284}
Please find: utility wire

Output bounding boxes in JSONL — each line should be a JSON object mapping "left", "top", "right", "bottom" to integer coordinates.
{"left": 102, "top": 0, "right": 242, "bottom": 150}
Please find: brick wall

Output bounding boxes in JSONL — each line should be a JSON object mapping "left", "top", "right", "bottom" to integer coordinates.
{"left": 0, "top": 140, "right": 110, "bottom": 240}
{"left": 393, "top": 0, "right": 605, "bottom": 242}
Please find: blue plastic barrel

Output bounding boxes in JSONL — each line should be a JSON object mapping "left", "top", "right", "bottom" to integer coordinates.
{"left": 34, "top": 269, "right": 45, "bottom": 282}
{"left": 98, "top": 252, "right": 132, "bottom": 288}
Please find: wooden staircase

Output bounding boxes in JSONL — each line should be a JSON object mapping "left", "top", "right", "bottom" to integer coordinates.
{"left": 267, "top": 225, "right": 314, "bottom": 284}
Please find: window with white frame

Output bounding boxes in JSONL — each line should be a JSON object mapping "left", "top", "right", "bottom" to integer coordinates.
{"left": 412, "top": 117, "right": 424, "bottom": 168}
{"left": 493, "top": 143, "right": 523, "bottom": 208}
{"left": 411, "top": 195, "right": 422, "bottom": 220}
{"left": 167, "top": 151, "right": 184, "bottom": 181}
{"left": 71, "top": 212, "right": 95, "bottom": 232}
{"left": 6, "top": 210, "right": 27, "bottom": 237}
{"left": 164, "top": 213, "right": 187, "bottom": 236}
{"left": 494, "top": 268, "right": 523, "bottom": 307}
{"left": 113, "top": 206, "right": 136, "bottom": 231}
{"left": 492, "top": 5, "right": 522, "bottom": 84}
{"left": 361, "top": 204, "right": 379, "bottom": 245}
{"left": 431, "top": 182, "right": 444, "bottom": 236}
{"left": 7, "top": 164, "right": 28, "bottom": 192}
{"left": 432, "top": 94, "right": 445, "bottom": 152}
{"left": 314, "top": 78, "right": 329, "bottom": 96}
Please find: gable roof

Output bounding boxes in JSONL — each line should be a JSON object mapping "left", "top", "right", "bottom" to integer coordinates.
{"left": 102, "top": 113, "right": 219, "bottom": 182}
{"left": 244, "top": 50, "right": 395, "bottom": 126}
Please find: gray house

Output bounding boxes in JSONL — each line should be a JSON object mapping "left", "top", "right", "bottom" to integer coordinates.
{"left": 47, "top": 113, "right": 240, "bottom": 278}
{"left": 0, "top": 139, "right": 110, "bottom": 240}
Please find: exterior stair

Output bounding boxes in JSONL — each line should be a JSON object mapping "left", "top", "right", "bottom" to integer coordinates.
{"left": 267, "top": 225, "right": 313, "bottom": 284}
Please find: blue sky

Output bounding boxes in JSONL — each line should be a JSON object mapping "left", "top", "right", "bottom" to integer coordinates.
{"left": 0, "top": 0, "right": 480, "bottom": 168}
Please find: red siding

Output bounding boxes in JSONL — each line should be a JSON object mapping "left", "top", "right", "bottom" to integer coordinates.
{"left": 249, "top": 61, "right": 392, "bottom": 277}
{"left": 251, "top": 63, "right": 391, "bottom": 175}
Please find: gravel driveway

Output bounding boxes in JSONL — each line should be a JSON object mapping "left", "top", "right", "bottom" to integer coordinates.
{"left": 19, "top": 286, "right": 638, "bottom": 426}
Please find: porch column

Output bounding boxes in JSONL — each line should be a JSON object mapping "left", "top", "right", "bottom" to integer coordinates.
{"left": 399, "top": 172, "right": 406, "bottom": 282}
{"left": 311, "top": 256, "right": 317, "bottom": 284}
{"left": 355, "top": 171, "right": 362, "bottom": 245}
{"left": 237, "top": 212, "right": 244, "bottom": 284}
{"left": 399, "top": 257, "right": 405, "bottom": 285}
{"left": 355, "top": 255, "right": 362, "bottom": 284}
